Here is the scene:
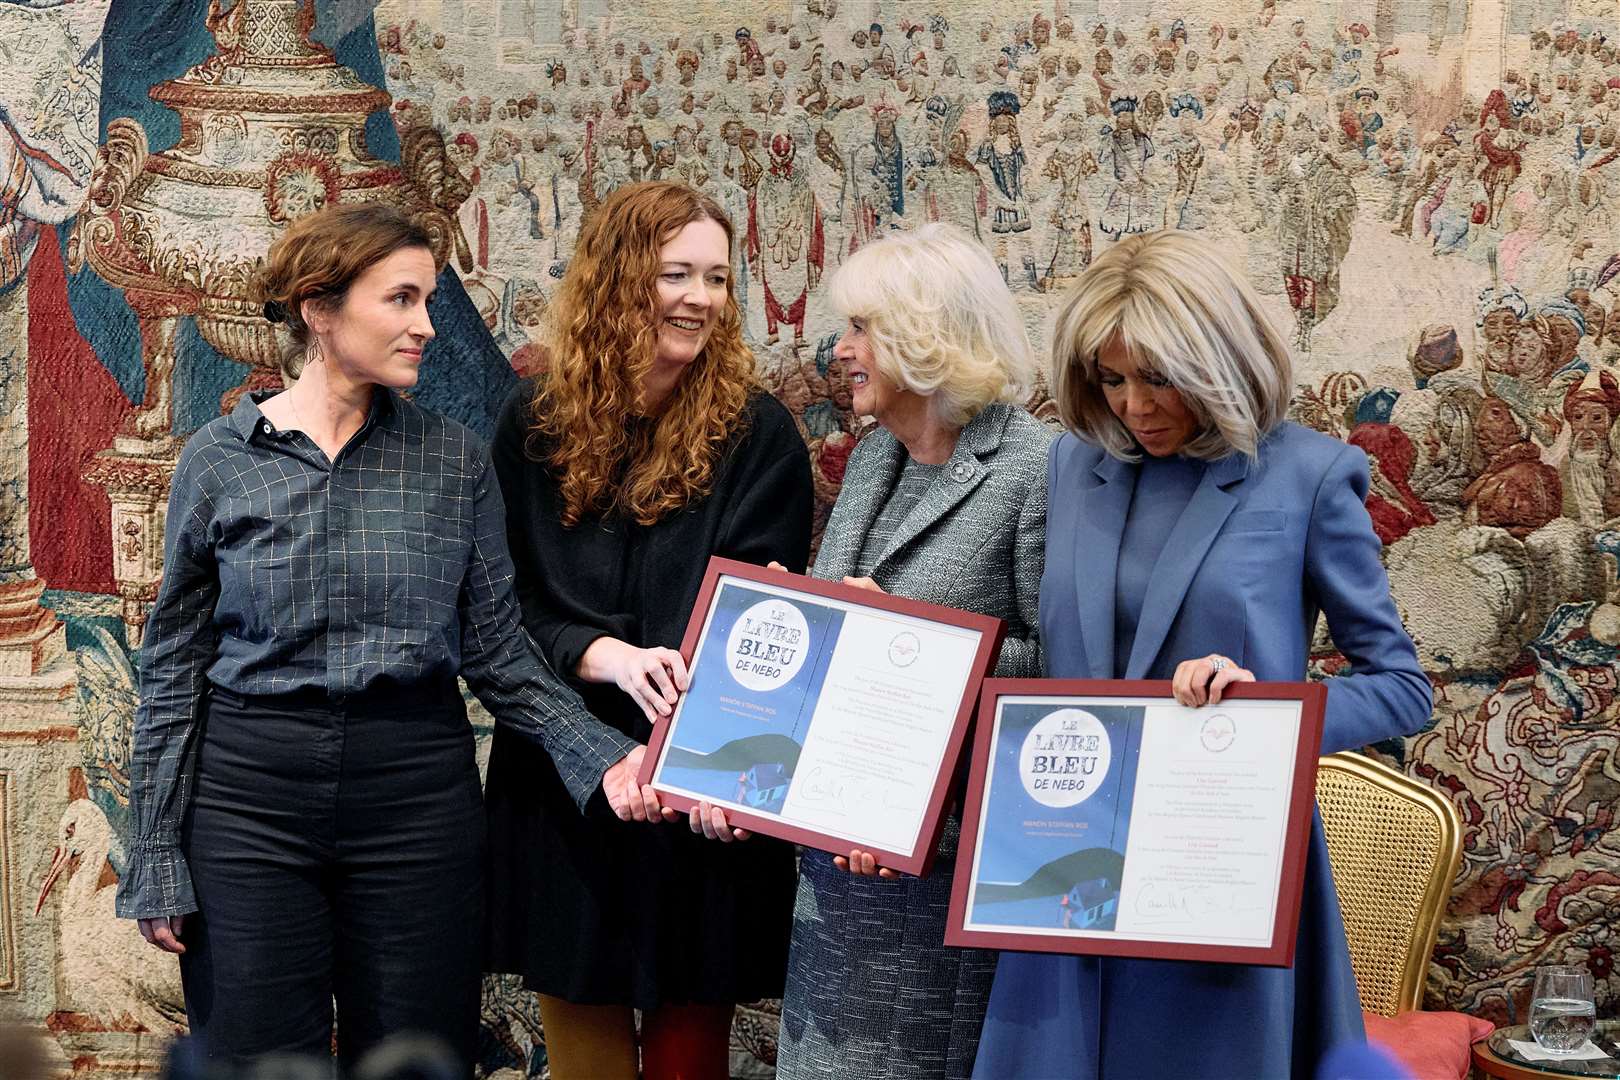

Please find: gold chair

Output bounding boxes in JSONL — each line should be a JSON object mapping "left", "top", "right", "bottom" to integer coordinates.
{"left": 1315, "top": 751, "right": 1464, "bottom": 1017}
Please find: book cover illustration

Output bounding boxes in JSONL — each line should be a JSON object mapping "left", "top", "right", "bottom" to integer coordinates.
{"left": 969, "top": 702, "right": 1143, "bottom": 932}
{"left": 658, "top": 581, "right": 845, "bottom": 814}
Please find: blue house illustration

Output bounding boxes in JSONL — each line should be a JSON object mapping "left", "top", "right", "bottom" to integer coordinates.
{"left": 735, "top": 763, "right": 791, "bottom": 808}
{"left": 1059, "top": 877, "right": 1118, "bottom": 930}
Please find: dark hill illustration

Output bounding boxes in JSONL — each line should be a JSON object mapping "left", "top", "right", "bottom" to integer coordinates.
{"left": 665, "top": 733, "right": 804, "bottom": 774}
{"left": 974, "top": 848, "right": 1126, "bottom": 903}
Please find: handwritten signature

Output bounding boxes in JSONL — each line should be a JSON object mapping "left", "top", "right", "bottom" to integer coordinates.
{"left": 1130, "top": 881, "right": 1263, "bottom": 925}
{"left": 797, "top": 764, "right": 916, "bottom": 814}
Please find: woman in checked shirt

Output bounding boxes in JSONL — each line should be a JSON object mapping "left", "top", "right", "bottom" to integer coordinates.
{"left": 117, "top": 203, "right": 671, "bottom": 1072}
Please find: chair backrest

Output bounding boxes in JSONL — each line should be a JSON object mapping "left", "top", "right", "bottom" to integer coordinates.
{"left": 1315, "top": 751, "right": 1463, "bottom": 1017}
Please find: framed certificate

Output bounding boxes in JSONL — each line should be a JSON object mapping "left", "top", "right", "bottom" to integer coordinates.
{"left": 638, "top": 557, "right": 1004, "bottom": 875}
{"left": 946, "top": 680, "right": 1326, "bottom": 966}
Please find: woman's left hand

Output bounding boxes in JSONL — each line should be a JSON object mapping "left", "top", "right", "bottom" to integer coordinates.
{"left": 690, "top": 800, "right": 752, "bottom": 842}
{"left": 603, "top": 745, "right": 679, "bottom": 823}
{"left": 1171, "top": 653, "right": 1256, "bottom": 706}
{"left": 833, "top": 849, "right": 900, "bottom": 879}
{"left": 841, "top": 576, "right": 886, "bottom": 594}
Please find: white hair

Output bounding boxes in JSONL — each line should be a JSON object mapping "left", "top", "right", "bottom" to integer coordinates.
{"left": 826, "top": 223, "right": 1037, "bottom": 427}
{"left": 1050, "top": 229, "right": 1294, "bottom": 460}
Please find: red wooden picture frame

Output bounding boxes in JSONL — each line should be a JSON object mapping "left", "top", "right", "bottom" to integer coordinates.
{"left": 637, "top": 557, "right": 1005, "bottom": 876}
{"left": 945, "top": 678, "right": 1326, "bottom": 966}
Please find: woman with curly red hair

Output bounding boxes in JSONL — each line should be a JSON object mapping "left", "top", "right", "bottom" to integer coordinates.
{"left": 483, "top": 181, "right": 813, "bottom": 1080}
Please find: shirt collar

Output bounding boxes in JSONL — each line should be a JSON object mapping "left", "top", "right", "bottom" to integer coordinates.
{"left": 227, "top": 385, "right": 401, "bottom": 444}
{"left": 226, "top": 392, "right": 271, "bottom": 443}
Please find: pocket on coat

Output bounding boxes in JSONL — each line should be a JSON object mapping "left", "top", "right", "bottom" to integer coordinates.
{"left": 1225, "top": 509, "right": 1286, "bottom": 534}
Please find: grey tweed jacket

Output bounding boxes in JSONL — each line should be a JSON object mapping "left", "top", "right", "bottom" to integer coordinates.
{"left": 811, "top": 401, "right": 1052, "bottom": 678}
{"left": 779, "top": 401, "right": 1052, "bottom": 1080}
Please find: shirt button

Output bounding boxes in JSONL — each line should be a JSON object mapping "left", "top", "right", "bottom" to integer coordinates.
{"left": 261, "top": 420, "right": 273, "bottom": 434}
{"left": 950, "top": 460, "right": 975, "bottom": 483}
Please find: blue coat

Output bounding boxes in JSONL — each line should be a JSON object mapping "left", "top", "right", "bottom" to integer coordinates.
{"left": 973, "top": 423, "right": 1433, "bottom": 1080}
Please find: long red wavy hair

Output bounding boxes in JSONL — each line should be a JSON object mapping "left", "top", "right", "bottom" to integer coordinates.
{"left": 529, "top": 181, "right": 757, "bottom": 526}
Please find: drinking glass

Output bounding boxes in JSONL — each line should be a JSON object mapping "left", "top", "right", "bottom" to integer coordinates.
{"left": 1529, "top": 965, "right": 1597, "bottom": 1053}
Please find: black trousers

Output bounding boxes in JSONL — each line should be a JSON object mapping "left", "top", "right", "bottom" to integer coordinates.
{"left": 179, "top": 680, "right": 484, "bottom": 1072}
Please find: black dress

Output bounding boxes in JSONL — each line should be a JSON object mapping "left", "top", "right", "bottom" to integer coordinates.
{"left": 483, "top": 381, "right": 814, "bottom": 1007}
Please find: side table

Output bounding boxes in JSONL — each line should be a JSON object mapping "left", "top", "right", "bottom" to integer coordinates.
{"left": 1473, "top": 1022, "right": 1620, "bottom": 1080}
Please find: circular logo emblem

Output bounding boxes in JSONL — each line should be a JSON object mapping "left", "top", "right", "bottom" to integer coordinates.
{"left": 1019, "top": 708, "right": 1111, "bottom": 808}
{"left": 1200, "top": 712, "right": 1237, "bottom": 753}
{"left": 725, "top": 600, "right": 810, "bottom": 692}
{"left": 888, "top": 631, "right": 921, "bottom": 667}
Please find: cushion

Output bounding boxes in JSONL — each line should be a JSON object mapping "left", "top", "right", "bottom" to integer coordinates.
{"left": 1364, "top": 1009, "right": 1496, "bottom": 1080}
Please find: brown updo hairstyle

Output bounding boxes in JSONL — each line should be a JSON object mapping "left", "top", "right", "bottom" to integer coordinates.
{"left": 530, "top": 180, "right": 756, "bottom": 527}
{"left": 255, "top": 202, "right": 435, "bottom": 382}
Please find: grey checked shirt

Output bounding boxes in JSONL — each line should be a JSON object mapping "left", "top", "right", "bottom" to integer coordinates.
{"left": 116, "top": 390, "right": 638, "bottom": 920}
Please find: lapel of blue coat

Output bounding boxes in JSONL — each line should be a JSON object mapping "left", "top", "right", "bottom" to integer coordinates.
{"left": 872, "top": 404, "right": 1006, "bottom": 571}
{"left": 1123, "top": 452, "right": 1251, "bottom": 678}
{"left": 1075, "top": 451, "right": 1136, "bottom": 680}
{"left": 814, "top": 426, "right": 906, "bottom": 580}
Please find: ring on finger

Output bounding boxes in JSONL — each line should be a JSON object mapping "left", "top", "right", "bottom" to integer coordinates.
{"left": 1208, "top": 655, "right": 1230, "bottom": 673}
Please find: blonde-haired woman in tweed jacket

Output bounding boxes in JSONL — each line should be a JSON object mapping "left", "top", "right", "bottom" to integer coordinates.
{"left": 772, "top": 223, "right": 1053, "bottom": 1080}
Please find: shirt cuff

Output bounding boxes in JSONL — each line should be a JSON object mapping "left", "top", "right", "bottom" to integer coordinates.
{"left": 557, "top": 720, "right": 641, "bottom": 812}
{"left": 551, "top": 622, "right": 611, "bottom": 682}
{"left": 114, "top": 843, "right": 199, "bottom": 920}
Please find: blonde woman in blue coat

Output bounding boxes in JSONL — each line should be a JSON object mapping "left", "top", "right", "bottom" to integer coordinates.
{"left": 972, "top": 229, "right": 1432, "bottom": 1079}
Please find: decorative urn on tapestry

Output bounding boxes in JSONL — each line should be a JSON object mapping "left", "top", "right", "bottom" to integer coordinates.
{"left": 68, "top": 0, "right": 458, "bottom": 644}
{"left": 69, "top": 0, "right": 458, "bottom": 445}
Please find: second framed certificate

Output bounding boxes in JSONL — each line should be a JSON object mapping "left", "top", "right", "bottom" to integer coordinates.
{"left": 638, "top": 558, "right": 1004, "bottom": 876}
{"left": 946, "top": 680, "right": 1326, "bottom": 966}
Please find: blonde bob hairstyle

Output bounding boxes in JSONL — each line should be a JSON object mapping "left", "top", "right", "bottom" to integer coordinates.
{"left": 1051, "top": 230, "right": 1294, "bottom": 461}
{"left": 826, "top": 223, "right": 1036, "bottom": 428}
